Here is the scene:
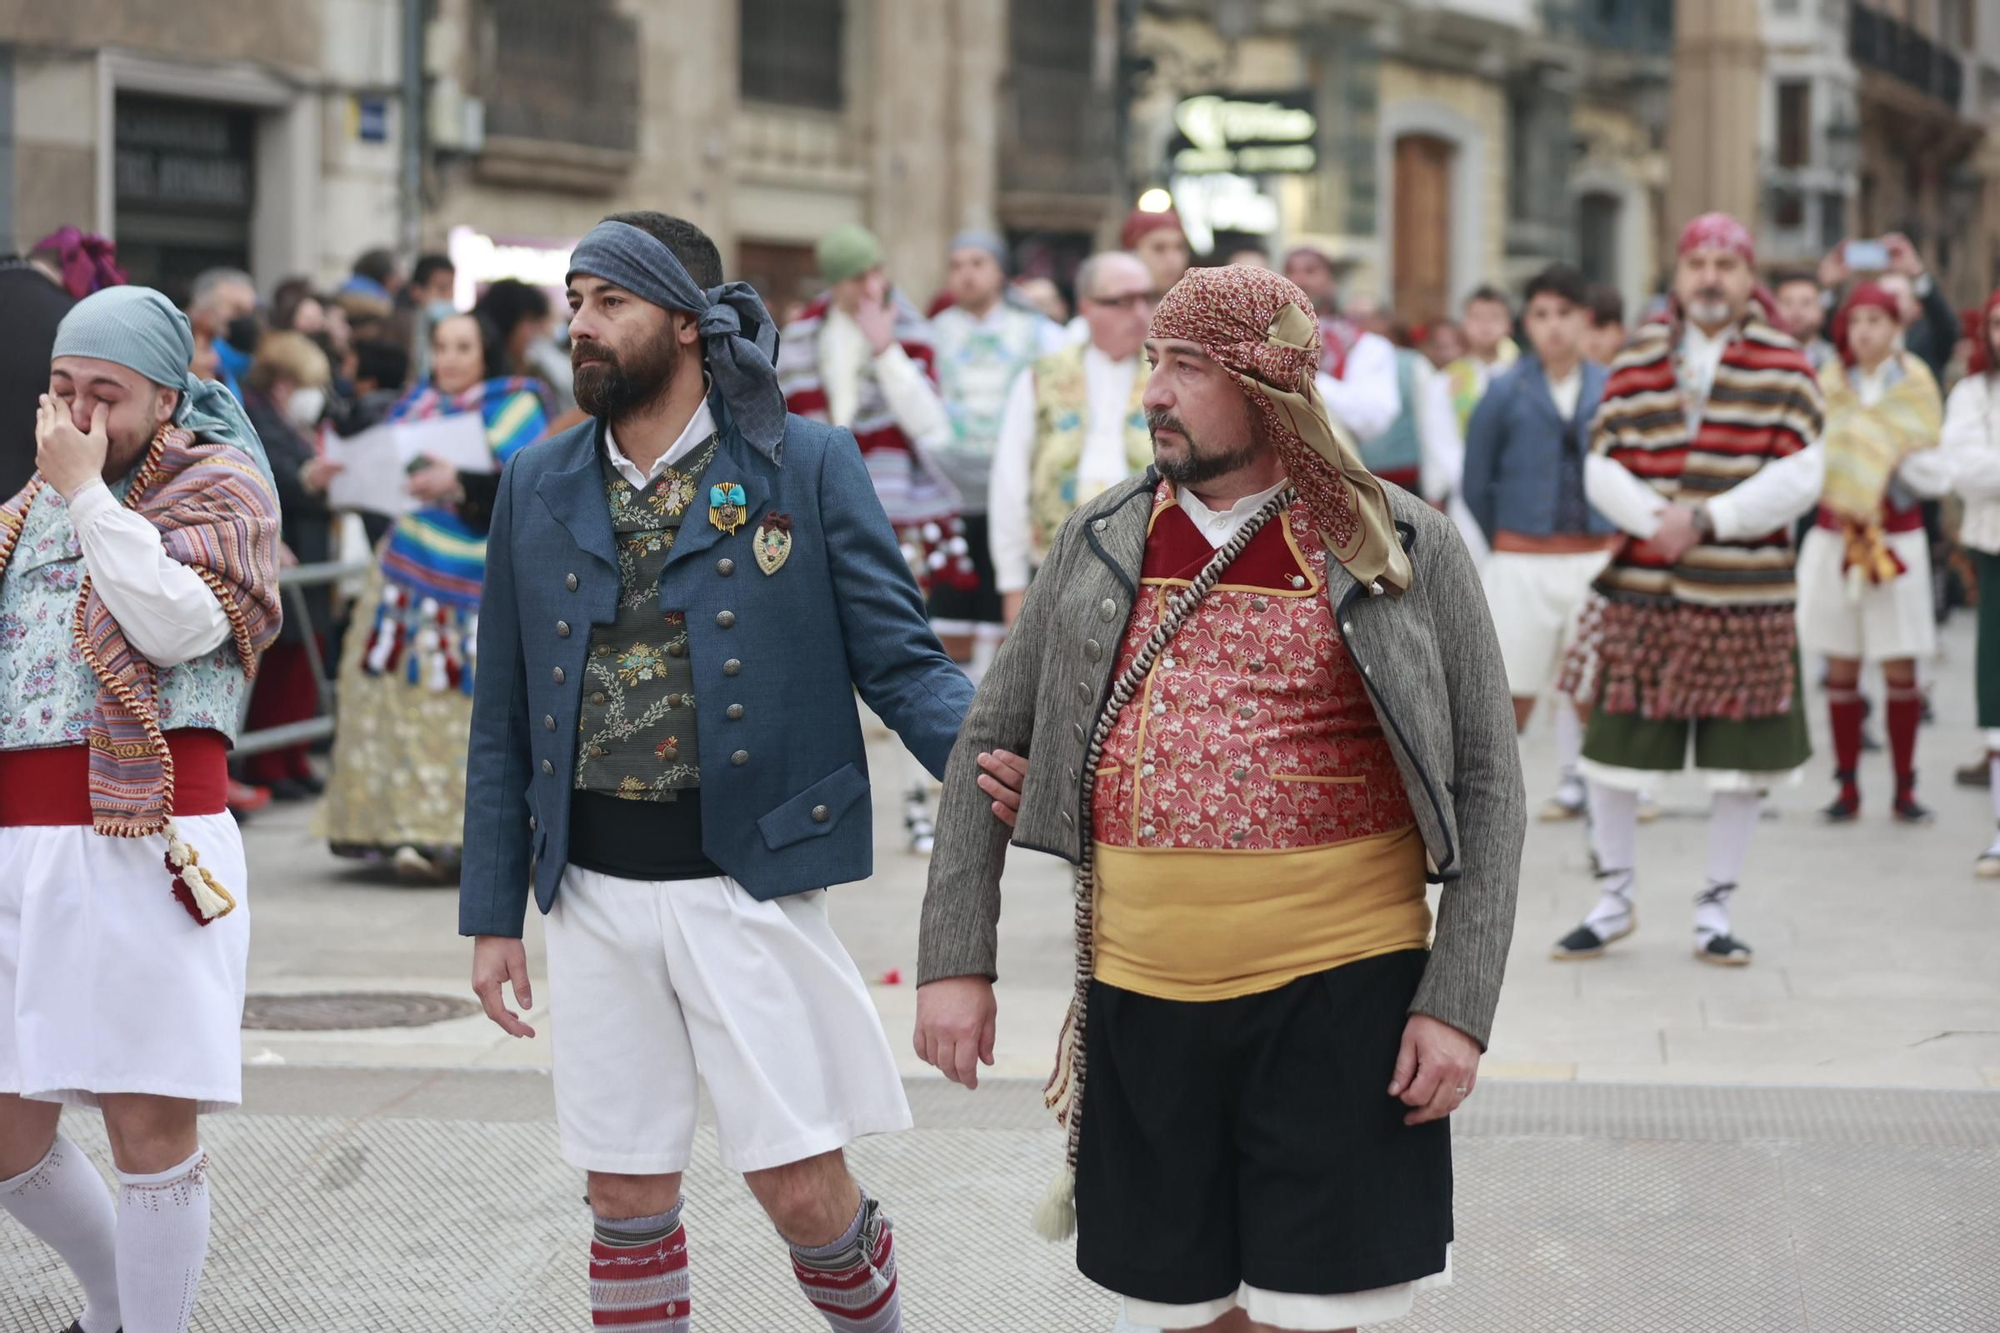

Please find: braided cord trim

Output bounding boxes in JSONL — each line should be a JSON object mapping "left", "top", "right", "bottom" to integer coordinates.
{"left": 1051, "top": 485, "right": 1297, "bottom": 1171}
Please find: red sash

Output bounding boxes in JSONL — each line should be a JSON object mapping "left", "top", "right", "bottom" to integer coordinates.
{"left": 0, "top": 729, "right": 228, "bottom": 827}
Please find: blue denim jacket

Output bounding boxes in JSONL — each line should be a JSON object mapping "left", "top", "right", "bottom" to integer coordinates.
{"left": 458, "top": 394, "right": 974, "bottom": 937}
{"left": 1461, "top": 355, "right": 1616, "bottom": 542}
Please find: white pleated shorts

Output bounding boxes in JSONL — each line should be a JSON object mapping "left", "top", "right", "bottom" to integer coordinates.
{"left": 1481, "top": 548, "right": 1613, "bottom": 697}
{"left": 1795, "top": 525, "right": 1937, "bottom": 662}
{"left": 0, "top": 812, "right": 250, "bottom": 1112}
{"left": 544, "top": 866, "right": 912, "bottom": 1175}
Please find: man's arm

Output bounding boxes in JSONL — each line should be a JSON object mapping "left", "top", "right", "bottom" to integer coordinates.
{"left": 1703, "top": 446, "right": 1826, "bottom": 539}
{"left": 1417, "top": 363, "right": 1464, "bottom": 507}
{"left": 1458, "top": 379, "right": 1504, "bottom": 541}
{"left": 1315, "top": 333, "right": 1401, "bottom": 440}
{"left": 1584, "top": 454, "right": 1667, "bottom": 538}
{"left": 458, "top": 457, "right": 535, "bottom": 939}
{"left": 987, "top": 368, "right": 1038, "bottom": 605}
{"left": 819, "top": 429, "right": 974, "bottom": 776}
{"left": 1409, "top": 511, "right": 1525, "bottom": 1049}
{"left": 67, "top": 480, "right": 231, "bottom": 667}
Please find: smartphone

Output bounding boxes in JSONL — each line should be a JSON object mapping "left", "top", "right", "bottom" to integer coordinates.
{"left": 1844, "top": 238, "right": 1890, "bottom": 271}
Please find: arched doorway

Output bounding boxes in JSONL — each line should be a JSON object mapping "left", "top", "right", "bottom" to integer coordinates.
{"left": 1393, "top": 134, "right": 1455, "bottom": 323}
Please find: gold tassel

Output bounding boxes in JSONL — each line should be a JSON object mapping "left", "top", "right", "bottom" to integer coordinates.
{"left": 165, "top": 821, "right": 238, "bottom": 922}
{"left": 1031, "top": 1163, "right": 1078, "bottom": 1242}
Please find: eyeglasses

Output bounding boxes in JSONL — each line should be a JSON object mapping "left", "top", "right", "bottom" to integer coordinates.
{"left": 1086, "top": 292, "right": 1156, "bottom": 312}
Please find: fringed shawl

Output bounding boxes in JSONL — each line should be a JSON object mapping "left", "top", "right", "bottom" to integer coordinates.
{"left": 1817, "top": 353, "right": 1943, "bottom": 585}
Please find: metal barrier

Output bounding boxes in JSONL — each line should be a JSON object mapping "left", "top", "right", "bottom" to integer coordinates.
{"left": 232, "top": 558, "right": 374, "bottom": 758}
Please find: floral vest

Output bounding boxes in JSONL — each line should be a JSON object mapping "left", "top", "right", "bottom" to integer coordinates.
{"left": 571, "top": 438, "right": 718, "bottom": 801}
{"left": 0, "top": 481, "right": 249, "bottom": 753}
{"left": 932, "top": 303, "right": 1048, "bottom": 512}
{"left": 1029, "top": 344, "right": 1153, "bottom": 562}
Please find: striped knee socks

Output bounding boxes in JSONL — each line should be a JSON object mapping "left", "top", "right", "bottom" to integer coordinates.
{"left": 790, "top": 1192, "right": 901, "bottom": 1332}
{"left": 590, "top": 1201, "right": 690, "bottom": 1331}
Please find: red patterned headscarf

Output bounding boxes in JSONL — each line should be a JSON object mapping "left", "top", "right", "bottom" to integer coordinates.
{"left": 1149, "top": 264, "right": 1412, "bottom": 595}
{"left": 1678, "top": 212, "right": 1755, "bottom": 264}
{"left": 1968, "top": 288, "right": 2000, "bottom": 376}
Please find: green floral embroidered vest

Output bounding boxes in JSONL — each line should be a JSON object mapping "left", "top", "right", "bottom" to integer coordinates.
{"left": 572, "top": 438, "right": 718, "bottom": 801}
{"left": 1029, "top": 344, "right": 1152, "bottom": 563}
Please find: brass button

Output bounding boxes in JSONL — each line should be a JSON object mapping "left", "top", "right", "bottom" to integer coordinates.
{"left": 1098, "top": 598, "right": 1117, "bottom": 622}
{"left": 594, "top": 643, "right": 611, "bottom": 658}
{"left": 731, "top": 749, "right": 749, "bottom": 766}
{"left": 811, "top": 804, "right": 831, "bottom": 823}
{"left": 1238, "top": 706, "right": 1255, "bottom": 720}
{"left": 723, "top": 659, "right": 742, "bottom": 676}
{"left": 1071, "top": 722, "right": 1086, "bottom": 743}
{"left": 1092, "top": 518, "right": 1108, "bottom": 533}
{"left": 668, "top": 643, "right": 686, "bottom": 658}
{"left": 1342, "top": 621, "right": 1355, "bottom": 635}
{"left": 1141, "top": 762, "right": 1155, "bottom": 777}
{"left": 540, "top": 759, "right": 553, "bottom": 775}
{"left": 1084, "top": 639, "right": 1102, "bottom": 662}
{"left": 1141, "top": 823, "right": 1156, "bottom": 839}
{"left": 591, "top": 691, "right": 606, "bottom": 705}
{"left": 661, "top": 745, "right": 678, "bottom": 760}
{"left": 565, "top": 573, "right": 578, "bottom": 591}
{"left": 543, "top": 715, "right": 555, "bottom": 731}
{"left": 1363, "top": 663, "right": 1373, "bottom": 676}
{"left": 1289, "top": 575, "right": 1307, "bottom": 589}
{"left": 552, "top": 667, "right": 565, "bottom": 684}
{"left": 667, "top": 693, "right": 683, "bottom": 707}
{"left": 726, "top": 703, "right": 744, "bottom": 720}
{"left": 1233, "top": 767, "right": 1248, "bottom": 782}
{"left": 1152, "top": 702, "right": 1166, "bottom": 716}
{"left": 556, "top": 620, "right": 571, "bottom": 637}
{"left": 1161, "top": 656, "right": 1174, "bottom": 670}
{"left": 1251, "top": 598, "right": 1268, "bottom": 613}
{"left": 1075, "top": 682, "right": 1091, "bottom": 704}
{"left": 589, "top": 745, "right": 605, "bottom": 759}
{"left": 717, "top": 558, "right": 735, "bottom": 576}
{"left": 716, "top": 610, "right": 736, "bottom": 628}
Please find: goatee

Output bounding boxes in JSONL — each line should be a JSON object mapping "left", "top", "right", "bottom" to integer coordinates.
{"left": 573, "top": 338, "right": 679, "bottom": 421}
{"left": 1148, "top": 408, "right": 1261, "bottom": 487}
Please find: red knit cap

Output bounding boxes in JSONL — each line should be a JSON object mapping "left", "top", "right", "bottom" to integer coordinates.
{"left": 1833, "top": 280, "right": 1901, "bottom": 366}
{"left": 1120, "top": 208, "right": 1185, "bottom": 251}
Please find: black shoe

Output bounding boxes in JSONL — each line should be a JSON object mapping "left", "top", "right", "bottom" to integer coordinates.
{"left": 1957, "top": 759, "right": 1992, "bottom": 789}
{"left": 66, "top": 1322, "right": 122, "bottom": 1333}
{"left": 1893, "top": 792, "right": 1935, "bottom": 825}
{"left": 1550, "top": 916, "right": 1633, "bottom": 961}
{"left": 1695, "top": 933, "right": 1753, "bottom": 967}
{"left": 291, "top": 770, "right": 326, "bottom": 796}
{"left": 267, "top": 777, "right": 313, "bottom": 802}
{"left": 1819, "top": 793, "right": 1860, "bottom": 822}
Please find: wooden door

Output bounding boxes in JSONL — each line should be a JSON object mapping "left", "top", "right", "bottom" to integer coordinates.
{"left": 1393, "top": 134, "right": 1454, "bottom": 324}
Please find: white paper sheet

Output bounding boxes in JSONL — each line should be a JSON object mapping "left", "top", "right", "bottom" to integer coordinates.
{"left": 324, "top": 414, "right": 493, "bottom": 516}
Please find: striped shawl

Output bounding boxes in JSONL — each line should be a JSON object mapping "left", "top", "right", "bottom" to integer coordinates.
{"left": 0, "top": 425, "right": 281, "bottom": 835}
{"left": 1817, "top": 353, "right": 1943, "bottom": 585}
{"left": 1576, "top": 316, "right": 1823, "bottom": 721}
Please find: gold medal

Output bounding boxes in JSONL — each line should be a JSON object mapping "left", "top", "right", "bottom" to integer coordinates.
{"left": 754, "top": 513, "right": 793, "bottom": 576}
{"left": 708, "top": 482, "right": 747, "bottom": 535}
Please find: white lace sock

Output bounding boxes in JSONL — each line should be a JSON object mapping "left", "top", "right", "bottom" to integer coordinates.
{"left": 1582, "top": 781, "right": 1639, "bottom": 935}
{"left": 116, "top": 1147, "right": 211, "bottom": 1333}
{"left": 1553, "top": 704, "right": 1584, "bottom": 788}
{"left": 1989, "top": 754, "right": 2000, "bottom": 827}
{"left": 1696, "top": 791, "right": 1762, "bottom": 944}
{"left": 0, "top": 1135, "right": 121, "bottom": 1333}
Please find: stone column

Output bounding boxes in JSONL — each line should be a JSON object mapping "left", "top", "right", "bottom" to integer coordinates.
{"left": 1666, "top": 0, "right": 1764, "bottom": 232}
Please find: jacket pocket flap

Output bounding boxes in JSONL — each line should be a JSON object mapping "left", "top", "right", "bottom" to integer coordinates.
{"left": 757, "top": 763, "right": 869, "bottom": 851}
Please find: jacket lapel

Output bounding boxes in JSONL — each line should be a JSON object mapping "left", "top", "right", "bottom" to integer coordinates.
{"left": 661, "top": 396, "right": 770, "bottom": 571}
{"left": 1083, "top": 470, "right": 1159, "bottom": 597}
{"left": 534, "top": 422, "right": 618, "bottom": 572}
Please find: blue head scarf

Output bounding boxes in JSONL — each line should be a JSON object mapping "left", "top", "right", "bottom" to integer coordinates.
{"left": 566, "top": 221, "right": 790, "bottom": 462}
{"left": 49, "top": 285, "right": 273, "bottom": 485}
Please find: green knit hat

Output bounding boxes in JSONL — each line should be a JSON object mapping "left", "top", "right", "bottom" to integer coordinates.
{"left": 816, "top": 224, "right": 883, "bottom": 285}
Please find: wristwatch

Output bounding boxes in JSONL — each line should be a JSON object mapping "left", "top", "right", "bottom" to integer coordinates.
{"left": 1691, "top": 503, "right": 1716, "bottom": 540}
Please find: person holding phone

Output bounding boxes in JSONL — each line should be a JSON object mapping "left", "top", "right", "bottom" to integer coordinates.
{"left": 1819, "top": 233, "right": 1961, "bottom": 381}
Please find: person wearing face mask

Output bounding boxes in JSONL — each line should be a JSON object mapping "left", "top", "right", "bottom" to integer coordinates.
{"left": 240, "top": 331, "right": 342, "bottom": 801}
{"left": 184, "top": 268, "right": 259, "bottom": 403}
{"left": 317, "top": 312, "right": 551, "bottom": 881}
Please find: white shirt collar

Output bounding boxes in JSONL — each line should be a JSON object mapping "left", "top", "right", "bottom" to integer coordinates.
{"left": 604, "top": 396, "right": 717, "bottom": 490}
{"left": 1175, "top": 477, "right": 1292, "bottom": 550}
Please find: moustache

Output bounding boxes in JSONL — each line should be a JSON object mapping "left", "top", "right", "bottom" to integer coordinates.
{"left": 571, "top": 345, "right": 618, "bottom": 368}
{"left": 1145, "top": 408, "right": 1189, "bottom": 438}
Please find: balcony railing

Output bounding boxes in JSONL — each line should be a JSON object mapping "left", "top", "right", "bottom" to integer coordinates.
{"left": 1541, "top": 0, "right": 1673, "bottom": 56}
{"left": 1851, "top": 1, "right": 1965, "bottom": 110}
{"left": 480, "top": 0, "right": 640, "bottom": 155}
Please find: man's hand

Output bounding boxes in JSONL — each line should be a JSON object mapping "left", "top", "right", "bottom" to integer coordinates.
{"left": 1388, "top": 1013, "right": 1481, "bottom": 1126}
{"left": 1648, "top": 503, "right": 1703, "bottom": 563}
{"left": 914, "top": 976, "right": 997, "bottom": 1089}
{"left": 976, "top": 749, "right": 1028, "bottom": 827}
{"left": 1001, "top": 590, "right": 1025, "bottom": 627}
{"left": 36, "top": 396, "right": 109, "bottom": 500}
{"left": 1885, "top": 231, "right": 1925, "bottom": 279}
{"left": 1818, "top": 245, "right": 1851, "bottom": 292}
{"left": 471, "top": 935, "right": 537, "bottom": 1038}
{"left": 854, "top": 273, "right": 898, "bottom": 356}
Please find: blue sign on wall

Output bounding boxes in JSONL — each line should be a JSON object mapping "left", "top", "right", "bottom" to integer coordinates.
{"left": 356, "top": 96, "right": 388, "bottom": 144}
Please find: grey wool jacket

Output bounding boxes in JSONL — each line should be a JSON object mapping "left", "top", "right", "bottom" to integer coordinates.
{"left": 916, "top": 470, "right": 1525, "bottom": 1048}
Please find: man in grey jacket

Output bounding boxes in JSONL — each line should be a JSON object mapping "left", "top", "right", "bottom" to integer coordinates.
{"left": 915, "top": 265, "right": 1523, "bottom": 1333}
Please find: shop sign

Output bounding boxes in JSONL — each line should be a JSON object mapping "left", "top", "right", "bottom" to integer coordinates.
{"left": 114, "top": 98, "right": 253, "bottom": 210}
{"left": 1168, "top": 91, "right": 1318, "bottom": 176}
{"left": 448, "top": 225, "right": 578, "bottom": 309}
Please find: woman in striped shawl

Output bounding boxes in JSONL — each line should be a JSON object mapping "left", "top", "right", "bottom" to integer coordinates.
{"left": 317, "top": 311, "right": 550, "bottom": 879}
{"left": 1554, "top": 213, "right": 1826, "bottom": 970}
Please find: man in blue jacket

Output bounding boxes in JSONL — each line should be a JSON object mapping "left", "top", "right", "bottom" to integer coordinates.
{"left": 1462, "top": 264, "right": 1618, "bottom": 821}
{"left": 459, "top": 211, "right": 976, "bottom": 1333}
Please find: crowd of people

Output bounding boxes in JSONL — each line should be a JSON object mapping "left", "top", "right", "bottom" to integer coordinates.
{"left": 7, "top": 193, "right": 2000, "bottom": 1333}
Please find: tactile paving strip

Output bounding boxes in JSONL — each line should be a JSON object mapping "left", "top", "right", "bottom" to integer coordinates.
{"left": 4, "top": 1077, "right": 1995, "bottom": 1331}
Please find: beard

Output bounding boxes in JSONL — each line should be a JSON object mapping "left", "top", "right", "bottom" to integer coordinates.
{"left": 573, "top": 337, "right": 679, "bottom": 421}
{"left": 1147, "top": 408, "right": 1263, "bottom": 487}
{"left": 1684, "top": 287, "right": 1737, "bottom": 329}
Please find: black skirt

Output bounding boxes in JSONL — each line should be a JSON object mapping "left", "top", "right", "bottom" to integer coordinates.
{"left": 1074, "top": 949, "right": 1453, "bottom": 1305}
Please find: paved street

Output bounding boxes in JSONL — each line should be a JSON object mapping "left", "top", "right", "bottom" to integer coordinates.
{"left": 6, "top": 613, "right": 2000, "bottom": 1330}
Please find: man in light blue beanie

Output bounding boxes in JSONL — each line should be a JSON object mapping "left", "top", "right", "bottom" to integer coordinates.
{"left": 0, "top": 283, "right": 281, "bottom": 1333}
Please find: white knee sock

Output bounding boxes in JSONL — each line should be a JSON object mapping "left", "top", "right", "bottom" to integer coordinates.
{"left": 116, "top": 1147, "right": 211, "bottom": 1333}
{"left": 1583, "top": 781, "right": 1639, "bottom": 932}
{"left": 1696, "top": 791, "right": 1762, "bottom": 943}
{"left": 0, "top": 1135, "right": 121, "bottom": 1333}
{"left": 1553, "top": 705, "right": 1584, "bottom": 786}
{"left": 1989, "top": 754, "right": 2000, "bottom": 829}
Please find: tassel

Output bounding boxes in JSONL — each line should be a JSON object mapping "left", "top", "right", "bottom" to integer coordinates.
{"left": 162, "top": 822, "right": 236, "bottom": 926}
{"left": 1030, "top": 1164, "right": 1077, "bottom": 1242}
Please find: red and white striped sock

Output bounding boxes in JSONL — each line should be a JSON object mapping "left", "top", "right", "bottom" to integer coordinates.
{"left": 590, "top": 1201, "right": 690, "bottom": 1331}
{"left": 790, "top": 1193, "right": 901, "bottom": 1332}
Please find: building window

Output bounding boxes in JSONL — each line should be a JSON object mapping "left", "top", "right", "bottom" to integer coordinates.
{"left": 1776, "top": 80, "right": 1811, "bottom": 169}
{"left": 1772, "top": 188, "right": 1806, "bottom": 229}
{"left": 1819, "top": 191, "right": 1847, "bottom": 251}
{"left": 485, "top": 0, "right": 640, "bottom": 152}
{"left": 740, "top": 0, "right": 845, "bottom": 111}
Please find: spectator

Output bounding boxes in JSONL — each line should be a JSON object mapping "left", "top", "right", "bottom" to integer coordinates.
{"left": 404, "top": 251, "right": 458, "bottom": 382}
{"left": 1120, "top": 208, "right": 1193, "bottom": 297}
{"left": 187, "top": 267, "right": 259, "bottom": 400}
{"left": 26, "top": 225, "right": 126, "bottom": 299}
{"left": 1442, "top": 285, "right": 1520, "bottom": 434}
{"left": 0, "top": 252, "right": 75, "bottom": 496}
{"left": 271, "top": 276, "right": 327, "bottom": 335}
{"left": 1279, "top": 245, "right": 1402, "bottom": 441}
{"left": 1773, "top": 269, "right": 1832, "bottom": 369}
{"left": 241, "top": 331, "right": 341, "bottom": 800}
{"left": 410, "top": 252, "right": 456, "bottom": 307}
{"left": 1015, "top": 275, "right": 1069, "bottom": 325}
{"left": 1222, "top": 242, "right": 1271, "bottom": 269}
{"left": 1582, "top": 283, "right": 1628, "bottom": 366}
{"left": 1820, "top": 233, "right": 1958, "bottom": 382}
{"left": 1423, "top": 319, "right": 1468, "bottom": 370}
{"left": 341, "top": 246, "right": 403, "bottom": 304}
{"left": 475, "top": 278, "right": 574, "bottom": 414}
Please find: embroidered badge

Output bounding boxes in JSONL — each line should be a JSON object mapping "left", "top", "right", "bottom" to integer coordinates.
{"left": 709, "top": 482, "right": 747, "bottom": 535}
{"left": 754, "top": 513, "right": 794, "bottom": 576}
